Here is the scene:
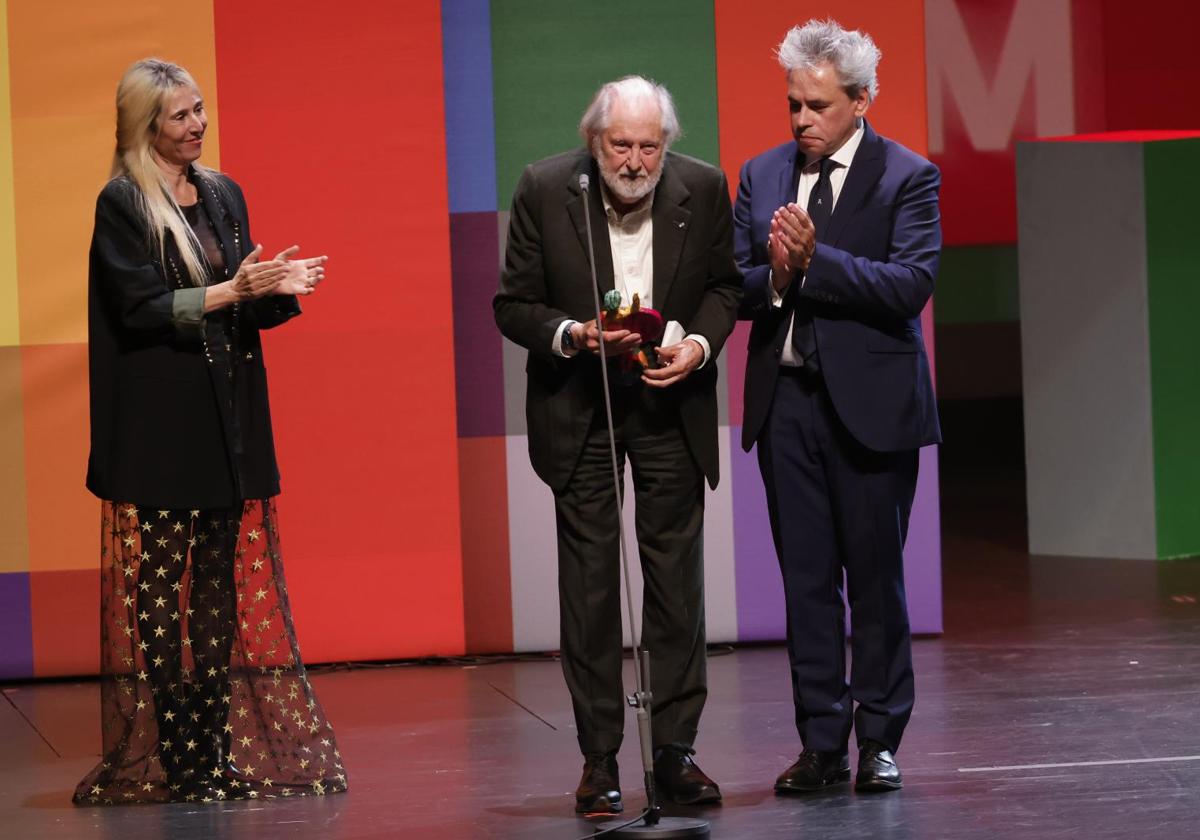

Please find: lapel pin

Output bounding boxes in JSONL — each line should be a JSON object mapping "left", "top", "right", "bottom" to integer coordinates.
{"left": 677, "top": 221, "right": 685, "bottom": 228}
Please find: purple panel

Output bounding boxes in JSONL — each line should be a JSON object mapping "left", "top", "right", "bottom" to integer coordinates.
{"left": 450, "top": 211, "right": 505, "bottom": 437}
{"left": 0, "top": 572, "right": 33, "bottom": 680}
{"left": 731, "top": 427, "right": 786, "bottom": 641}
{"left": 732, "top": 433, "right": 944, "bottom": 640}
{"left": 903, "top": 446, "right": 944, "bottom": 634}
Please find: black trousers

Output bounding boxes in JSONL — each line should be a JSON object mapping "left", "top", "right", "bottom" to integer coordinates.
{"left": 554, "top": 386, "right": 707, "bottom": 756}
{"left": 757, "top": 369, "right": 917, "bottom": 753}
{"left": 134, "top": 506, "right": 241, "bottom": 784}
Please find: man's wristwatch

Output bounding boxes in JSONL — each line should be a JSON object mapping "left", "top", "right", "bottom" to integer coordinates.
{"left": 561, "top": 320, "right": 579, "bottom": 354}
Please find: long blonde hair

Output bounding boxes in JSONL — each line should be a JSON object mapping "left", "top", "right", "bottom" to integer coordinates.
{"left": 111, "top": 58, "right": 218, "bottom": 286}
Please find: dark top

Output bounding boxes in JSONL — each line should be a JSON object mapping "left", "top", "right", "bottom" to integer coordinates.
{"left": 86, "top": 169, "right": 302, "bottom": 509}
{"left": 180, "top": 200, "right": 227, "bottom": 276}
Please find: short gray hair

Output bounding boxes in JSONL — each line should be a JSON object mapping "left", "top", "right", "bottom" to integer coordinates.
{"left": 578, "top": 75, "right": 682, "bottom": 147}
{"left": 777, "top": 18, "right": 881, "bottom": 100}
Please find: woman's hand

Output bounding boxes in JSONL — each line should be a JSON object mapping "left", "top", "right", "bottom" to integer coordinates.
{"left": 230, "top": 245, "right": 287, "bottom": 300}
{"left": 269, "top": 245, "right": 327, "bottom": 296}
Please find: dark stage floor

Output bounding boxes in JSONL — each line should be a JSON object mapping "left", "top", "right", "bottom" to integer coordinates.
{"left": 5, "top": 400, "right": 1200, "bottom": 838}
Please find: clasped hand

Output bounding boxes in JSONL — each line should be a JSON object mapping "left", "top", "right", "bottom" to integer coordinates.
{"left": 573, "top": 319, "right": 642, "bottom": 357}
{"left": 570, "top": 322, "right": 702, "bottom": 388}
{"left": 768, "top": 203, "right": 815, "bottom": 292}
{"left": 642, "top": 339, "right": 703, "bottom": 388}
{"left": 231, "top": 244, "right": 328, "bottom": 300}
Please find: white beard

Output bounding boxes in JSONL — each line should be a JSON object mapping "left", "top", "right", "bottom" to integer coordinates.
{"left": 594, "top": 140, "right": 662, "bottom": 205}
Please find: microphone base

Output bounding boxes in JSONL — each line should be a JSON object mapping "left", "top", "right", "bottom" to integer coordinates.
{"left": 599, "top": 816, "right": 710, "bottom": 838}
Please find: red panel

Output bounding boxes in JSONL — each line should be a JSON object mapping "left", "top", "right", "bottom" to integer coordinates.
{"left": 31, "top": 568, "right": 98, "bottom": 677}
{"left": 1100, "top": 0, "right": 1200, "bottom": 132}
{"left": 714, "top": 0, "right": 929, "bottom": 197}
{"left": 213, "top": 1, "right": 465, "bottom": 659}
{"left": 457, "top": 437, "right": 513, "bottom": 654}
{"left": 1041, "top": 130, "right": 1200, "bottom": 143}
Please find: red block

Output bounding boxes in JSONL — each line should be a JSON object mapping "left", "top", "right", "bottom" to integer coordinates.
{"left": 31, "top": 568, "right": 98, "bottom": 677}
{"left": 213, "top": 1, "right": 465, "bottom": 660}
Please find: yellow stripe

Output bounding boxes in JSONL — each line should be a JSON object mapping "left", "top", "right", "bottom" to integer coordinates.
{"left": 0, "top": 0, "right": 20, "bottom": 346}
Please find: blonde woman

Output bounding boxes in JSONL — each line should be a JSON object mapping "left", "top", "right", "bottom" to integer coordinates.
{"left": 75, "top": 58, "right": 346, "bottom": 805}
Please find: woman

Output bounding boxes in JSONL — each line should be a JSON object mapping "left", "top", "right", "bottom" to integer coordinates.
{"left": 75, "top": 58, "right": 347, "bottom": 805}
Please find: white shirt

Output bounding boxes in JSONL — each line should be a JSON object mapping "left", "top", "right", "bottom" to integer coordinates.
{"left": 552, "top": 182, "right": 711, "bottom": 365}
{"left": 604, "top": 189, "right": 655, "bottom": 308}
{"left": 774, "top": 122, "right": 865, "bottom": 366}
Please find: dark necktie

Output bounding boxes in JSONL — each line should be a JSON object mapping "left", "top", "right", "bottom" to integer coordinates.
{"left": 790, "top": 156, "right": 834, "bottom": 370}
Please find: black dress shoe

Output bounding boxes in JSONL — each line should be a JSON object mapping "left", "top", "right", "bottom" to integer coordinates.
{"left": 576, "top": 752, "right": 622, "bottom": 814}
{"left": 653, "top": 746, "right": 722, "bottom": 805}
{"left": 775, "top": 749, "right": 851, "bottom": 793}
{"left": 855, "top": 741, "right": 902, "bottom": 792}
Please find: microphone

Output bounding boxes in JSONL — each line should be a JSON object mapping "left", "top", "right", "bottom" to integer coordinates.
{"left": 578, "top": 169, "right": 664, "bottom": 828}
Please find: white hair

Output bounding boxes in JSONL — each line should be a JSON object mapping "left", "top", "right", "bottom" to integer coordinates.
{"left": 578, "top": 75, "right": 682, "bottom": 147}
{"left": 777, "top": 18, "right": 882, "bottom": 100}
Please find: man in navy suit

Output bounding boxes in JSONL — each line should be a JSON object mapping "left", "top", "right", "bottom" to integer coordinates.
{"left": 735, "top": 19, "right": 942, "bottom": 794}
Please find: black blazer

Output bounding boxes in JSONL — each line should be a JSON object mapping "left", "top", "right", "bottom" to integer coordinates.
{"left": 495, "top": 148, "right": 743, "bottom": 492}
{"left": 736, "top": 123, "right": 942, "bottom": 453}
{"left": 85, "top": 169, "right": 300, "bottom": 509}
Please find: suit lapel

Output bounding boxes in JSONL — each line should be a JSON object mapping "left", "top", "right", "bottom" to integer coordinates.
{"left": 566, "top": 157, "right": 615, "bottom": 296}
{"left": 650, "top": 158, "right": 691, "bottom": 313}
{"left": 823, "top": 122, "right": 885, "bottom": 246}
{"left": 779, "top": 144, "right": 800, "bottom": 211}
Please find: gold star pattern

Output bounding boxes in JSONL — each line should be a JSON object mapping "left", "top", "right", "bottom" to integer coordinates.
{"left": 75, "top": 500, "right": 348, "bottom": 805}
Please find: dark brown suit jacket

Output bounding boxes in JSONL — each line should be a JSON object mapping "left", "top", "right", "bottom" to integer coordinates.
{"left": 494, "top": 148, "right": 742, "bottom": 492}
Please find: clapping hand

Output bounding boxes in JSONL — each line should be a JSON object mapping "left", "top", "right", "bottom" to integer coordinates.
{"left": 270, "top": 245, "right": 328, "bottom": 296}
{"left": 230, "top": 245, "right": 287, "bottom": 300}
{"left": 768, "top": 204, "right": 816, "bottom": 292}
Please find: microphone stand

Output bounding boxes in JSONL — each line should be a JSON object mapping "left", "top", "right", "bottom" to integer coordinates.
{"left": 578, "top": 173, "right": 709, "bottom": 839}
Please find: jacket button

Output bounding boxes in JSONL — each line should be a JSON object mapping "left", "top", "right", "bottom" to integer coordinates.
{"left": 773, "top": 348, "right": 781, "bottom": 357}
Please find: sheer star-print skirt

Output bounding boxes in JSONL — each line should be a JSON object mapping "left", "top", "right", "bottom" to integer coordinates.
{"left": 73, "top": 498, "right": 348, "bottom": 805}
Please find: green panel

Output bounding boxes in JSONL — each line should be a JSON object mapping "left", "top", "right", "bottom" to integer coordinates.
{"left": 934, "top": 244, "right": 1020, "bottom": 325}
{"left": 1144, "top": 138, "right": 1200, "bottom": 559}
{"left": 491, "top": 0, "right": 719, "bottom": 208}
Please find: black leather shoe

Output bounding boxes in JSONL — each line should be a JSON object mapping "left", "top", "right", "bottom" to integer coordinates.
{"left": 653, "top": 746, "right": 722, "bottom": 805}
{"left": 575, "top": 752, "right": 622, "bottom": 814}
{"left": 775, "top": 749, "right": 851, "bottom": 793}
{"left": 855, "top": 741, "right": 902, "bottom": 792}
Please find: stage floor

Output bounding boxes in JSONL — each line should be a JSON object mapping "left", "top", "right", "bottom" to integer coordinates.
{"left": 5, "top": 402, "right": 1200, "bottom": 838}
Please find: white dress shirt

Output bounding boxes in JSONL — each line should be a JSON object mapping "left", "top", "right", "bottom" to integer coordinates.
{"left": 774, "top": 122, "right": 865, "bottom": 366}
{"left": 552, "top": 183, "right": 711, "bottom": 365}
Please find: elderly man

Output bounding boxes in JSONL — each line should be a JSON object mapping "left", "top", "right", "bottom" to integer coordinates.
{"left": 494, "top": 76, "right": 741, "bottom": 814}
{"left": 736, "top": 20, "right": 942, "bottom": 794}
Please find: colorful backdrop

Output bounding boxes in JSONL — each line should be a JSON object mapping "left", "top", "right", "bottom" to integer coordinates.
{"left": 6, "top": 0, "right": 1194, "bottom": 679}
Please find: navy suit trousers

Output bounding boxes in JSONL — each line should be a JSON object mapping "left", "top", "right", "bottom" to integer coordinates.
{"left": 757, "top": 368, "right": 917, "bottom": 753}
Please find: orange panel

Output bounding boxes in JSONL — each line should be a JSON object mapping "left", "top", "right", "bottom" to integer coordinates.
{"left": 8, "top": 0, "right": 220, "bottom": 346}
{"left": 20, "top": 343, "right": 93, "bottom": 572}
{"left": 714, "top": 1, "right": 928, "bottom": 193}
{"left": 0, "top": 347, "right": 30, "bottom": 572}
{"left": 30, "top": 568, "right": 98, "bottom": 677}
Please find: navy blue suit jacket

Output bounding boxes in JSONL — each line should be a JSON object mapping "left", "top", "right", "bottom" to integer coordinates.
{"left": 735, "top": 122, "right": 942, "bottom": 454}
